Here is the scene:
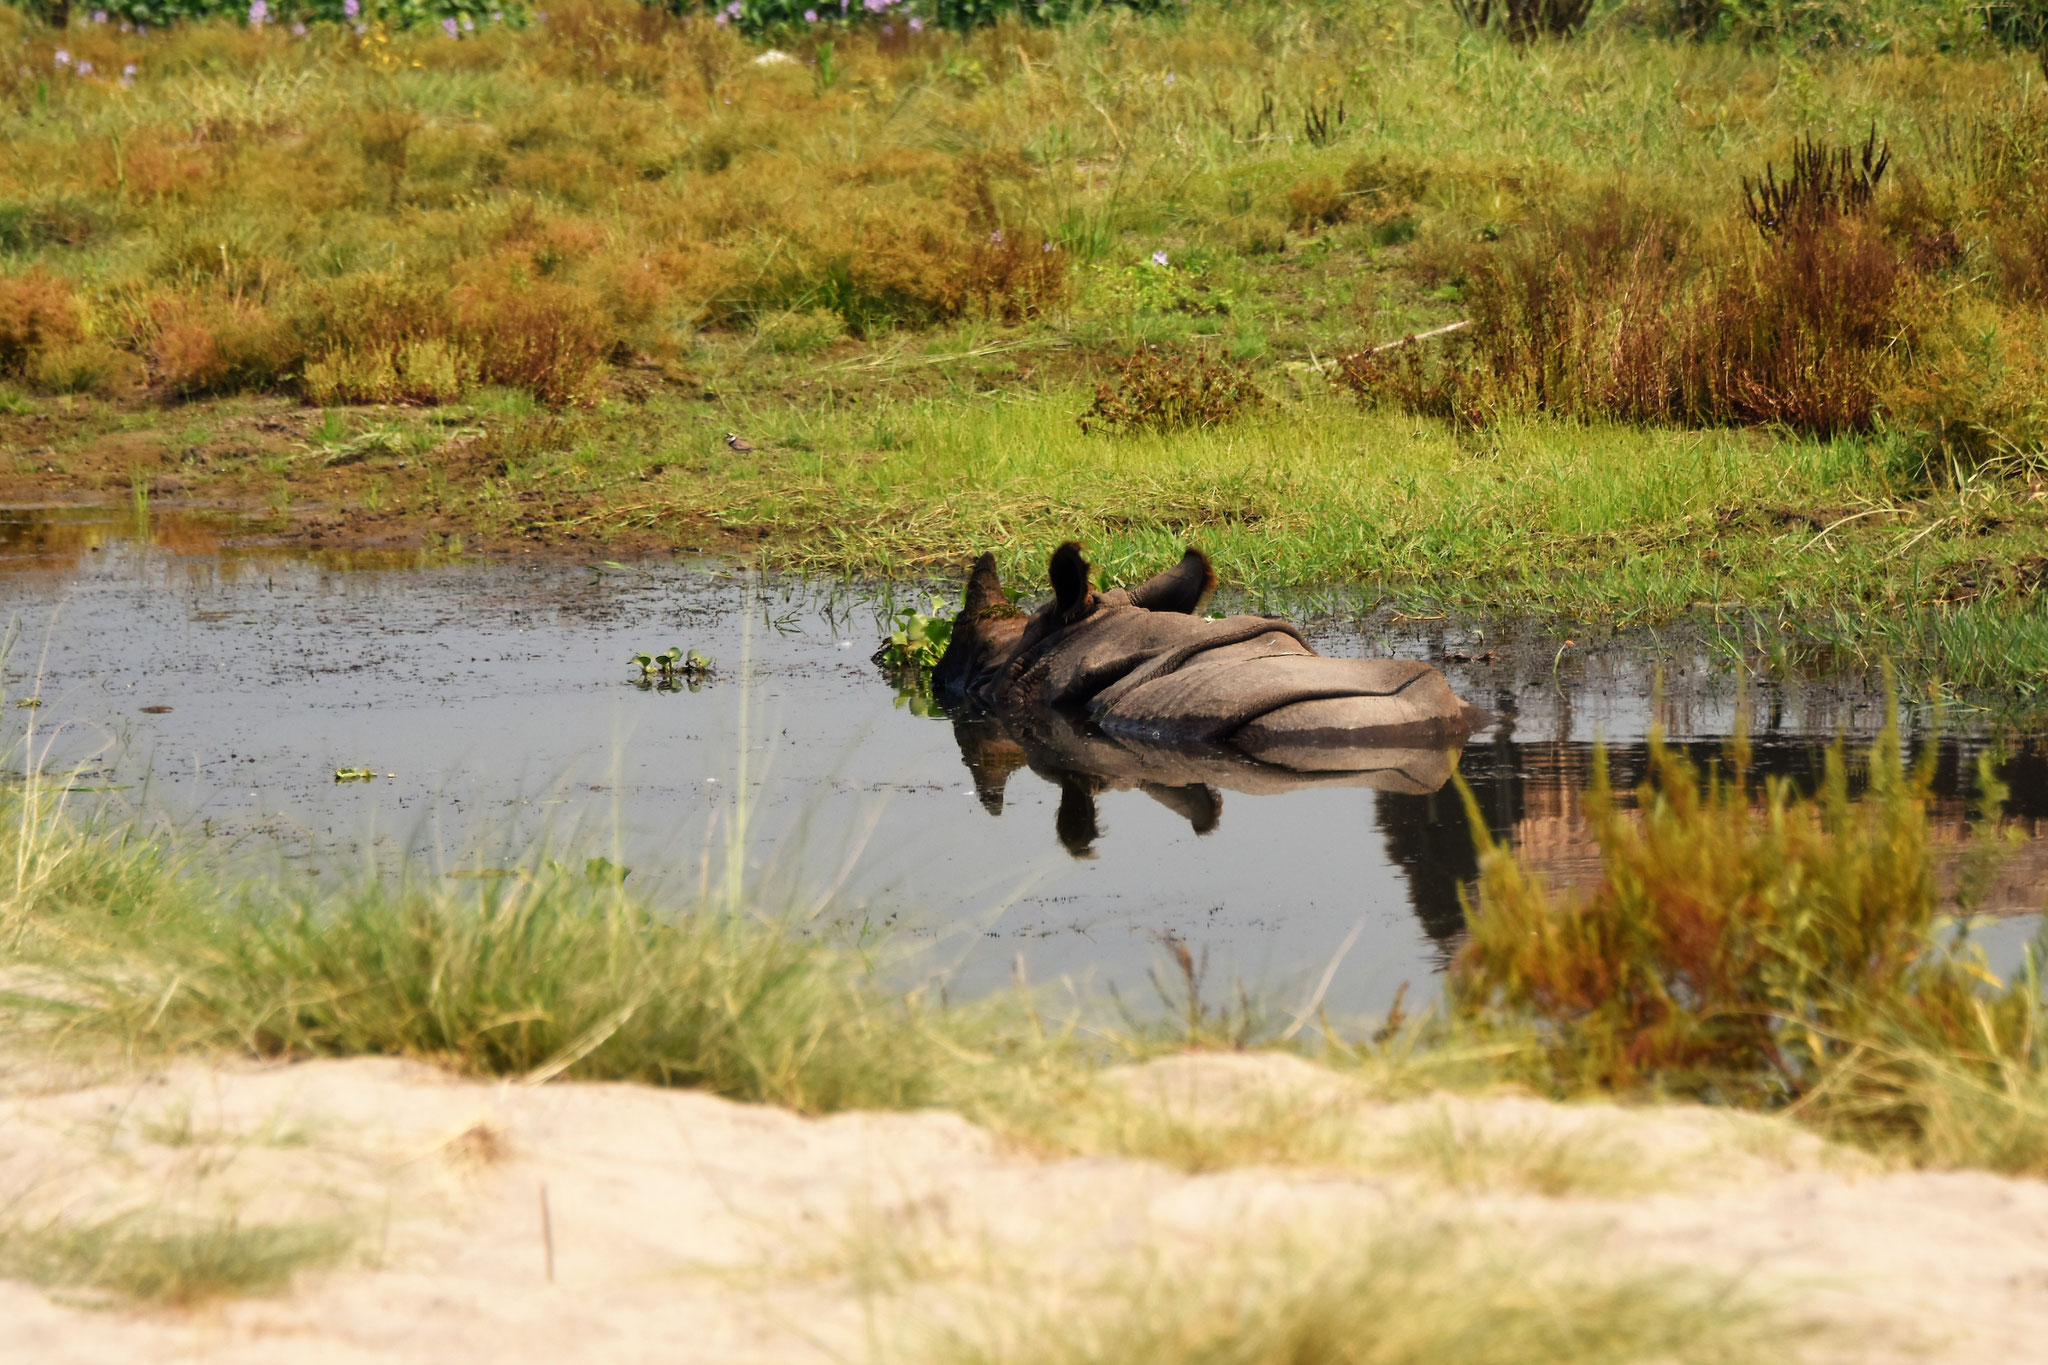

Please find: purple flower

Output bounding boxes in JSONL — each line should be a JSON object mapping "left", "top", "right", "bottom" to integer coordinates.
{"left": 803, "top": 7, "right": 816, "bottom": 18}
{"left": 1151, "top": 250, "right": 1169, "bottom": 267}
{"left": 247, "top": 0, "right": 267, "bottom": 26}
{"left": 344, "top": 0, "right": 358, "bottom": 15}
{"left": 354, "top": 22, "right": 367, "bottom": 33}
{"left": 441, "top": 16, "right": 458, "bottom": 36}
{"left": 714, "top": 10, "right": 727, "bottom": 21}
{"left": 490, "top": 9, "right": 503, "bottom": 19}
{"left": 53, "top": 48, "right": 71, "bottom": 65}
{"left": 862, "top": 0, "right": 888, "bottom": 11}
{"left": 1042, "top": 241, "right": 1054, "bottom": 252}
{"left": 460, "top": 13, "right": 473, "bottom": 28}
{"left": 1164, "top": 71, "right": 1175, "bottom": 84}
{"left": 76, "top": 59, "right": 93, "bottom": 74}
{"left": 989, "top": 228, "right": 1004, "bottom": 245}
{"left": 908, "top": 14, "right": 921, "bottom": 29}
{"left": 123, "top": 62, "right": 137, "bottom": 77}
{"left": 291, "top": 20, "right": 307, "bottom": 34}
{"left": 880, "top": 21, "right": 892, "bottom": 34}
{"left": 725, "top": 0, "right": 741, "bottom": 12}
{"left": 91, "top": 8, "right": 107, "bottom": 21}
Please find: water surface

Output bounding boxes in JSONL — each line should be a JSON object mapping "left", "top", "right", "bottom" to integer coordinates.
{"left": 3, "top": 504, "right": 2042, "bottom": 1017}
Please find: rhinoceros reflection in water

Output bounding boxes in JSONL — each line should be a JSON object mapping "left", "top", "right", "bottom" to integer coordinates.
{"left": 929, "top": 542, "right": 1489, "bottom": 855}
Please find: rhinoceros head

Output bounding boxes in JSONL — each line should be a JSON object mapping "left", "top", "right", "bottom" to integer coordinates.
{"left": 932, "top": 542, "right": 1215, "bottom": 706}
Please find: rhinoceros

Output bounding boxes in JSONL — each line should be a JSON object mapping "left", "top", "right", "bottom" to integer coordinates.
{"left": 932, "top": 542, "right": 1488, "bottom": 779}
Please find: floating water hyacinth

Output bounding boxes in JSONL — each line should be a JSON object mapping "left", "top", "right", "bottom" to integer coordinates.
{"left": 989, "top": 229, "right": 1005, "bottom": 245}
{"left": 291, "top": 21, "right": 306, "bottom": 34}
{"left": 441, "top": 16, "right": 458, "bottom": 35}
{"left": 803, "top": 7, "right": 817, "bottom": 18}
{"left": 91, "top": 8, "right": 107, "bottom": 21}
{"left": 908, "top": 15, "right": 922, "bottom": 29}
{"left": 460, "top": 13, "right": 474, "bottom": 29}
{"left": 1152, "top": 249, "right": 1170, "bottom": 267}
{"left": 248, "top": 0, "right": 267, "bottom": 26}
{"left": 53, "top": 49, "right": 70, "bottom": 66}
{"left": 76, "top": 60, "right": 93, "bottom": 74}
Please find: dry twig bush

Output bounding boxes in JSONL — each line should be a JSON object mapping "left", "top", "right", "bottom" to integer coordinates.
{"left": 1077, "top": 345, "right": 1265, "bottom": 434}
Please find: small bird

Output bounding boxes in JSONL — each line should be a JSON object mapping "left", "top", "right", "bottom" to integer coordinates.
{"left": 723, "top": 431, "right": 758, "bottom": 454}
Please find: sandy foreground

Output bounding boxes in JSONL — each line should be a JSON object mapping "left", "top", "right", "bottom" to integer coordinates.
{"left": 4, "top": 1051, "right": 2048, "bottom": 1364}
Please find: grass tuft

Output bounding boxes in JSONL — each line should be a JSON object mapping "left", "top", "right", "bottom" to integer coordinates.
{"left": 933, "top": 1226, "right": 1786, "bottom": 1365}
{"left": 0, "top": 1210, "right": 350, "bottom": 1307}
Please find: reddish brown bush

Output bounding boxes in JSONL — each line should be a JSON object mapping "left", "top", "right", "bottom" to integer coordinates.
{"left": 0, "top": 269, "right": 85, "bottom": 376}
{"left": 963, "top": 229, "right": 1068, "bottom": 325}
{"left": 145, "top": 292, "right": 298, "bottom": 396}
{"left": 1346, "top": 172, "right": 1910, "bottom": 438}
{"left": 452, "top": 269, "right": 614, "bottom": 406}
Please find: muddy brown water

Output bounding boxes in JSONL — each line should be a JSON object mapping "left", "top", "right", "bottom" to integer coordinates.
{"left": 2, "top": 504, "right": 2042, "bottom": 1018}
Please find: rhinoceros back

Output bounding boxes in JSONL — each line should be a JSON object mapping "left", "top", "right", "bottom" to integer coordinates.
{"left": 1066, "top": 611, "right": 1479, "bottom": 757}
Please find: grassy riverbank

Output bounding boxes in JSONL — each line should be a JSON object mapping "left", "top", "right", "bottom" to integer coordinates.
{"left": 4, "top": 712, "right": 2046, "bottom": 1178}
{"left": 4, "top": 0, "right": 2048, "bottom": 692}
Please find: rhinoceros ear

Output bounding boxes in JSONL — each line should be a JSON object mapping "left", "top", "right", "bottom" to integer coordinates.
{"left": 961, "top": 552, "right": 1014, "bottom": 620}
{"left": 1126, "top": 547, "right": 1216, "bottom": 615}
{"left": 1049, "top": 541, "right": 1092, "bottom": 622}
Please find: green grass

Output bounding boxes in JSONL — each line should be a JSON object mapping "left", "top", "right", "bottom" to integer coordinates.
{"left": 5, "top": 836, "right": 970, "bottom": 1114}
{"left": 0, "top": 1210, "right": 351, "bottom": 1306}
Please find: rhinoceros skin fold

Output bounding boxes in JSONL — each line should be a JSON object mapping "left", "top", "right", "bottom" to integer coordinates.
{"left": 931, "top": 542, "right": 1489, "bottom": 767}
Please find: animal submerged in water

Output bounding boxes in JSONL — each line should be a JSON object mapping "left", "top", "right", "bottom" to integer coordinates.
{"left": 932, "top": 542, "right": 1487, "bottom": 776}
